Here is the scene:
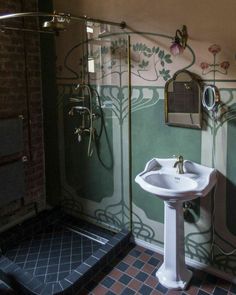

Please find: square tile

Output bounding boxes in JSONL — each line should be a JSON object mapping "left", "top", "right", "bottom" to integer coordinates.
{"left": 135, "top": 271, "right": 149, "bottom": 282}
{"left": 128, "top": 278, "right": 143, "bottom": 291}
{"left": 148, "top": 257, "right": 160, "bottom": 267}
{"left": 139, "top": 284, "right": 153, "bottom": 295}
{"left": 145, "top": 276, "right": 158, "bottom": 288}
{"left": 117, "top": 261, "right": 129, "bottom": 272}
{"left": 35, "top": 267, "right": 47, "bottom": 276}
{"left": 129, "top": 249, "right": 142, "bottom": 258}
{"left": 109, "top": 268, "right": 123, "bottom": 280}
{"left": 126, "top": 266, "right": 139, "bottom": 277}
{"left": 101, "top": 276, "right": 116, "bottom": 288}
{"left": 142, "top": 263, "right": 155, "bottom": 275}
{"left": 119, "top": 274, "right": 132, "bottom": 285}
{"left": 156, "top": 283, "right": 168, "bottom": 294}
{"left": 111, "top": 281, "right": 125, "bottom": 293}
{"left": 133, "top": 259, "right": 145, "bottom": 269}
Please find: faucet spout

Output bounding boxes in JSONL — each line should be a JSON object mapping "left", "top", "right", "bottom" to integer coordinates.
{"left": 173, "top": 155, "right": 184, "bottom": 174}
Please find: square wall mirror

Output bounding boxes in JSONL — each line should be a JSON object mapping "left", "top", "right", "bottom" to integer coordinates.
{"left": 165, "top": 70, "right": 202, "bottom": 129}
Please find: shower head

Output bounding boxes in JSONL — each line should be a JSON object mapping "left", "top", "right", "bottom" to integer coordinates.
{"left": 42, "top": 12, "right": 71, "bottom": 32}
{"left": 43, "top": 18, "right": 65, "bottom": 31}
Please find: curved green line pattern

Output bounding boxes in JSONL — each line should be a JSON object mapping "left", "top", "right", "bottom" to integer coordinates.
{"left": 55, "top": 29, "right": 236, "bottom": 277}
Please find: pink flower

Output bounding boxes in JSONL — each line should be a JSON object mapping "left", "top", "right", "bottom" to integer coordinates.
{"left": 200, "top": 62, "right": 209, "bottom": 70}
{"left": 220, "top": 61, "right": 230, "bottom": 70}
{"left": 170, "top": 42, "right": 184, "bottom": 56}
{"left": 208, "top": 44, "right": 221, "bottom": 55}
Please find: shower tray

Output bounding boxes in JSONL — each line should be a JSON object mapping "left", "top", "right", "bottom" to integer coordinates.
{"left": 0, "top": 209, "right": 130, "bottom": 294}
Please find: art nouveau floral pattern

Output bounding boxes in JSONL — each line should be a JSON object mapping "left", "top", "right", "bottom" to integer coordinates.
{"left": 56, "top": 32, "right": 236, "bottom": 276}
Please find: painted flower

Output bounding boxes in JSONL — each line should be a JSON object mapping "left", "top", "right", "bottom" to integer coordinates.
{"left": 200, "top": 62, "right": 209, "bottom": 70}
{"left": 170, "top": 42, "right": 184, "bottom": 56}
{"left": 220, "top": 61, "right": 230, "bottom": 70}
{"left": 208, "top": 44, "right": 221, "bottom": 55}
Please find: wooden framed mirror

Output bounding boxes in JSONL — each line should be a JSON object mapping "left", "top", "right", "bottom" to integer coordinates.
{"left": 164, "top": 70, "right": 202, "bottom": 129}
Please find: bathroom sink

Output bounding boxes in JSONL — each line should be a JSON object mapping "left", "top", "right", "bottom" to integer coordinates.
{"left": 144, "top": 172, "right": 197, "bottom": 191}
{"left": 135, "top": 157, "right": 217, "bottom": 290}
{"left": 135, "top": 158, "right": 217, "bottom": 202}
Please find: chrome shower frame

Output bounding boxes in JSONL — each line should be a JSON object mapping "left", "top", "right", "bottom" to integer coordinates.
{"left": 0, "top": 11, "right": 126, "bottom": 33}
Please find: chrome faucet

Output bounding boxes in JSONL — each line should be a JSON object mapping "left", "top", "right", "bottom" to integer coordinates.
{"left": 173, "top": 155, "right": 184, "bottom": 174}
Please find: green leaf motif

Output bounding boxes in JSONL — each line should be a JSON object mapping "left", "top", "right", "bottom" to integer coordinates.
{"left": 158, "top": 50, "right": 164, "bottom": 59}
{"left": 138, "top": 59, "right": 149, "bottom": 69}
{"left": 159, "top": 68, "right": 171, "bottom": 81}
{"left": 164, "top": 54, "right": 172, "bottom": 64}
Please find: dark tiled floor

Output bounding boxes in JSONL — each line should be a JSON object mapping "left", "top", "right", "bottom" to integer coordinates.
{"left": 79, "top": 244, "right": 236, "bottom": 295}
{"left": 4, "top": 223, "right": 102, "bottom": 284}
{"left": 1, "top": 243, "right": 236, "bottom": 295}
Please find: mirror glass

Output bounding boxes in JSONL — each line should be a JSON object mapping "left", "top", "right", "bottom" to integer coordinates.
{"left": 202, "top": 85, "right": 220, "bottom": 111}
{"left": 165, "top": 70, "right": 202, "bottom": 129}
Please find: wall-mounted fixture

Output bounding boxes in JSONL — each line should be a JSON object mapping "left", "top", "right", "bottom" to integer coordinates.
{"left": 165, "top": 70, "right": 202, "bottom": 129}
{"left": 202, "top": 85, "right": 221, "bottom": 120}
{"left": 42, "top": 11, "right": 71, "bottom": 32}
{"left": 202, "top": 85, "right": 228, "bottom": 121}
{"left": 170, "top": 25, "right": 188, "bottom": 56}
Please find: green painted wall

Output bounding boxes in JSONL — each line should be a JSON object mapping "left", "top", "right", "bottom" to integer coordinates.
{"left": 132, "top": 95, "right": 201, "bottom": 222}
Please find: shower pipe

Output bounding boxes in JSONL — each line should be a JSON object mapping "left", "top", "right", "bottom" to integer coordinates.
{"left": 0, "top": 12, "right": 126, "bottom": 33}
{"left": 73, "top": 83, "right": 94, "bottom": 157}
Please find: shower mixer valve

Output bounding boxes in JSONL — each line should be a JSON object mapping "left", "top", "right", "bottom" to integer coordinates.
{"left": 74, "top": 127, "right": 95, "bottom": 143}
{"left": 74, "top": 127, "right": 83, "bottom": 142}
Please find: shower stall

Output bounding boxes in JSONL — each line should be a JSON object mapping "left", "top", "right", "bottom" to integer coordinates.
{"left": 0, "top": 5, "right": 131, "bottom": 295}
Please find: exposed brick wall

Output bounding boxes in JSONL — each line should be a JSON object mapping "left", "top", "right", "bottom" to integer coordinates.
{"left": 0, "top": 0, "right": 45, "bottom": 226}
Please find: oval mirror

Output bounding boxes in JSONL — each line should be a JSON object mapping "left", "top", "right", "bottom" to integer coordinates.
{"left": 202, "top": 85, "right": 220, "bottom": 111}
{"left": 165, "top": 70, "right": 202, "bottom": 129}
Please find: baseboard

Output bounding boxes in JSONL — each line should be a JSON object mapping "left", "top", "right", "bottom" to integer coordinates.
{"left": 134, "top": 237, "right": 236, "bottom": 284}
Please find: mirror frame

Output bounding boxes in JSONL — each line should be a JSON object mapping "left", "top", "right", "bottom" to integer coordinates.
{"left": 202, "top": 85, "right": 220, "bottom": 111}
{"left": 164, "top": 70, "right": 202, "bottom": 129}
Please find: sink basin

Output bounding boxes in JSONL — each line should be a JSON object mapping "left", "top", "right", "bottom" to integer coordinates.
{"left": 144, "top": 172, "right": 197, "bottom": 192}
{"left": 135, "top": 158, "right": 217, "bottom": 202}
{"left": 135, "top": 158, "right": 217, "bottom": 290}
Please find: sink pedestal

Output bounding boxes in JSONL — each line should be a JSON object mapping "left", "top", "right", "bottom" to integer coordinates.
{"left": 156, "top": 201, "right": 192, "bottom": 290}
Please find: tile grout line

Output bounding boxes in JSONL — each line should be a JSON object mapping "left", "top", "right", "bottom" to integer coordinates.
{"left": 43, "top": 225, "right": 56, "bottom": 283}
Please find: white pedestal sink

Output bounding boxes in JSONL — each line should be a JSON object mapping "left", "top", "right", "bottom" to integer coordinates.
{"left": 135, "top": 158, "right": 217, "bottom": 290}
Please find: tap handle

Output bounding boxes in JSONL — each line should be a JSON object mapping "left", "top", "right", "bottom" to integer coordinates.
{"left": 178, "top": 155, "right": 184, "bottom": 162}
